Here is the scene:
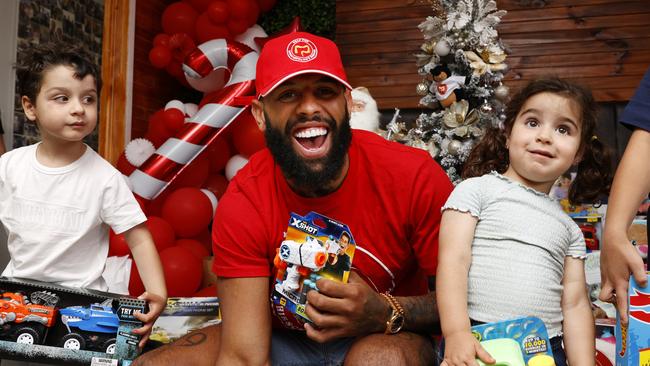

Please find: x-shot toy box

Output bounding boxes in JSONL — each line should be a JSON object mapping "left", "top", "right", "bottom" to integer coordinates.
{"left": 271, "top": 211, "right": 356, "bottom": 330}
{"left": 0, "top": 276, "right": 145, "bottom": 366}
{"left": 470, "top": 317, "right": 554, "bottom": 366}
{"left": 148, "top": 297, "right": 220, "bottom": 347}
{"left": 616, "top": 274, "right": 650, "bottom": 365}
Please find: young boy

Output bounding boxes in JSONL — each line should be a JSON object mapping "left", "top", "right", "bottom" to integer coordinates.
{"left": 0, "top": 43, "right": 166, "bottom": 346}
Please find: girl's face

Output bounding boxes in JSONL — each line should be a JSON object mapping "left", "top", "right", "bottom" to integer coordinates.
{"left": 504, "top": 92, "right": 582, "bottom": 194}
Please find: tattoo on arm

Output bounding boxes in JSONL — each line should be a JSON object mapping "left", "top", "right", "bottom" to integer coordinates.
{"left": 399, "top": 276, "right": 439, "bottom": 333}
{"left": 174, "top": 331, "right": 207, "bottom": 347}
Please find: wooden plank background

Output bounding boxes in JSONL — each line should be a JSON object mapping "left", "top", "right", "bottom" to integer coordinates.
{"left": 336, "top": 0, "right": 650, "bottom": 109}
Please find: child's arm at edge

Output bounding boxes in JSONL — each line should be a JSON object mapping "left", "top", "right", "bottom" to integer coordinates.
{"left": 123, "top": 222, "right": 168, "bottom": 347}
{"left": 562, "top": 256, "right": 595, "bottom": 366}
{"left": 437, "top": 210, "right": 494, "bottom": 365}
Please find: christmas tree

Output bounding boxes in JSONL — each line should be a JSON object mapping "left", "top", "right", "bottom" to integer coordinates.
{"left": 386, "top": 0, "right": 509, "bottom": 183}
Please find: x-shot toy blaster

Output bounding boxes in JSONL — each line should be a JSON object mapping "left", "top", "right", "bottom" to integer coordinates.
{"left": 271, "top": 211, "right": 356, "bottom": 330}
{"left": 470, "top": 317, "right": 555, "bottom": 366}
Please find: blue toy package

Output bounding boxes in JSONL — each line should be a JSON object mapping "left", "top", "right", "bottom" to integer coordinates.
{"left": 470, "top": 317, "right": 554, "bottom": 366}
{"left": 271, "top": 211, "right": 356, "bottom": 330}
{"left": 616, "top": 274, "right": 650, "bottom": 365}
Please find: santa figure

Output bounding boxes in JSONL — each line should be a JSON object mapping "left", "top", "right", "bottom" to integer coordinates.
{"left": 350, "top": 86, "right": 380, "bottom": 132}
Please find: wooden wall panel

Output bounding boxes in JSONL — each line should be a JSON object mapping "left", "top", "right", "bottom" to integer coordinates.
{"left": 132, "top": 0, "right": 198, "bottom": 141}
{"left": 336, "top": 0, "right": 650, "bottom": 109}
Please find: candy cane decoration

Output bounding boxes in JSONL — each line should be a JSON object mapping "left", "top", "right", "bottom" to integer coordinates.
{"left": 130, "top": 39, "right": 258, "bottom": 200}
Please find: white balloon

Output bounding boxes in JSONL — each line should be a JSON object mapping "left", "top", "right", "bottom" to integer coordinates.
{"left": 200, "top": 189, "right": 218, "bottom": 217}
{"left": 184, "top": 103, "right": 199, "bottom": 118}
{"left": 235, "top": 25, "right": 268, "bottom": 53}
{"left": 165, "top": 99, "right": 185, "bottom": 113}
{"left": 225, "top": 154, "right": 249, "bottom": 181}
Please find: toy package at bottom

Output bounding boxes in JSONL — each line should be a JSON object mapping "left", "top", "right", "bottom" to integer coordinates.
{"left": 616, "top": 274, "right": 650, "bottom": 365}
{"left": 595, "top": 318, "right": 615, "bottom": 366}
{"left": 147, "top": 297, "right": 220, "bottom": 347}
{"left": 470, "top": 316, "right": 554, "bottom": 366}
{"left": 271, "top": 211, "right": 356, "bottom": 330}
{"left": 0, "top": 276, "right": 145, "bottom": 365}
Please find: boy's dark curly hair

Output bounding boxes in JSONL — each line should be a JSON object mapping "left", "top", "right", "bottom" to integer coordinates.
{"left": 462, "top": 77, "right": 613, "bottom": 204}
{"left": 16, "top": 42, "right": 101, "bottom": 103}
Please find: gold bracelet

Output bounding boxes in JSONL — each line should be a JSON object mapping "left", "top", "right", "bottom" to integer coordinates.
{"left": 380, "top": 292, "right": 405, "bottom": 334}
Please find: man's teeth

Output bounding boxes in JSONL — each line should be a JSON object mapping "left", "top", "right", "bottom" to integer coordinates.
{"left": 294, "top": 127, "right": 327, "bottom": 139}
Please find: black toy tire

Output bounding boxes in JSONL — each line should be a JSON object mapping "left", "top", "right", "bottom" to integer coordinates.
{"left": 103, "top": 338, "right": 116, "bottom": 354}
{"left": 61, "top": 333, "right": 86, "bottom": 350}
{"left": 15, "top": 326, "right": 40, "bottom": 345}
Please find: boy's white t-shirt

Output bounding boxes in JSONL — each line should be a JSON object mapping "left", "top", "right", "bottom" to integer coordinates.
{"left": 0, "top": 143, "right": 146, "bottom": 291}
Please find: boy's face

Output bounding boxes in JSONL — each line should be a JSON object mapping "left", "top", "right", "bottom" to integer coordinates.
{"left": 22, "top": 65, "right": 98, "bottom": 145}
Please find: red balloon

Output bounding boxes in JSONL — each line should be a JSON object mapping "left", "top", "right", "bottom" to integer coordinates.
{"left": 149, "top": 46, "right": 172, "bottom": 69}
{"left": 257, "top": 0, "right": 276, "bottom": 13}
{"left": 153, "top": 33, "right": 170, "bottom": 48}
{"left": 207, "top": 1, "right": 230, "bottom": 24}
{"left": 176, "top": 238, "right": 210, "bottom": 259}
{"left": 161, "top": 2, "right": 199, "bottom": 39}
{"left": 165, "top": 59, "right": 185, "bottom": 80}
{"left": 227, "top": 19, "right": 250, "bottom": 36}
{"left": 146, "top": 190, "right": 171, "bottom": 217}
{"left": 182, "top": 0, "right": 212, "bottom": 12}
{"left": 108, "top": 229, "right": 131, "bottom": 257}
{"left": 146, "top": 216, "right": 176, "bottom": 252}
{"left": 193, "top": 284, "right": 218, "bottom": 297}
{"left": 163, "top": 108, "right": 185, "bottom": 133}
{"left": 162, "top": 188, "right": 213, "bottom": 238}
{"left": 190, "top": 229, "right": 213, "bottom": 254}
{"left": 129, "top": 261, "right": 145, "bottom": 296}
{"left": 147, "top": 110, "right": 174, "bottom": 146}
{"left": 227, "top": 0, "right": 256, "bottom": 21}
{"left": 115, "top": 152, "right": 135, "bottom": 175}
{"left": 160, "top": 246, "right": 203, "bottom": 297}
{"left": 206, "top": 136, "right": 233, "bottom": 173}
{"left": 204, "top": 173, "right": 229, "bottom": 199}
{"left": 172, "top": 152, "right": 211, "bottom": 189}
{"left": 231, "top": 112, "right": 265, "bottom": 157}
{"left": 195, "top": 12, "right": 232, "bottom": 43}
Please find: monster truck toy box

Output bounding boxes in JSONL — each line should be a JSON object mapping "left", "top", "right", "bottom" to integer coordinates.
{"left": 0, "top": 276, "right": 145, "bottom": 365}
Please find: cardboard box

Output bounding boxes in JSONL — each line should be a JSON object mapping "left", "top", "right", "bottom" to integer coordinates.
{"left": 147, "top": 297, "right": 220, "bottom": 347}
{"left": 616, "top": 274, "right": 650, "bottom": 365}
{"left": 470, "top": 317, "right": 554, "bottom": 366}
{"left": 0, "top": 277, "right": 145, "bottom": 365}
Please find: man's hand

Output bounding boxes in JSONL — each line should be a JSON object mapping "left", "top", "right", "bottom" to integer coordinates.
{"left": 132, "top": 291, "right": 166, "bottom": 348}
{"left": 441, "top": 331, "right": 494, "bottom": 366}
{"left": 303, "top": 271, "right": 387, "bottom": 342}
{"left": 599, "top": 233, "right": 647, "bottom": 324}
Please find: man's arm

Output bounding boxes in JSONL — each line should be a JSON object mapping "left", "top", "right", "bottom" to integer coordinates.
{"left": 132, "top": 277, "right": 271, "bottom": 366}
{"left": 216, "top": 276, "right": 272, "bottom": 366}
{"left": 600, "top": 128, "right": 650, "bottom": 322}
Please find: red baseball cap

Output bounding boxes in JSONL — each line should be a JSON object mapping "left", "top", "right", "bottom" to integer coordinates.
{"left": 255, "top": 32, "right": 352, "bottom": 98}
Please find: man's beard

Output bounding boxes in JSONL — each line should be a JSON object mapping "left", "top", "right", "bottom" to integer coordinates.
{"left": 264, "top": 110, "right": 352, "bottom": 196}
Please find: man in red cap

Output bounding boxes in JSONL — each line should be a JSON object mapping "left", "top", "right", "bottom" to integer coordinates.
{"left": 134, "top": 31, "right": 453, "bottom": 366}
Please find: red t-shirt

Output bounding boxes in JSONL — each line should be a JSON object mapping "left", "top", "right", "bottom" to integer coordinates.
{"left": 212, "top": 130, "right": 452, "bottom": 307}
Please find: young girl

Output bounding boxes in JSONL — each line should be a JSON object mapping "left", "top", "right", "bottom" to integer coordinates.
{"left": 437, "top": 78, "right": 612, "bottom": 366}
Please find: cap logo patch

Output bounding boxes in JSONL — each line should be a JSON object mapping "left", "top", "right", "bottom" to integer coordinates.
{"left": 286, "top": 38, "right": 318, "bottom": 62}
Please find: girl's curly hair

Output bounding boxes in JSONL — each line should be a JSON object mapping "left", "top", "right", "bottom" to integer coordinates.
{"left": 462, "top": 77, "right": 613, "bottom": 204}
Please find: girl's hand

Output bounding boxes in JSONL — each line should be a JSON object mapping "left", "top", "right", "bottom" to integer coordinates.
{"left": 131, "top": 291, "right": 167, "bottom": 348}
{"left": 442, "top": 331, "right": 495, "bottom": 366}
